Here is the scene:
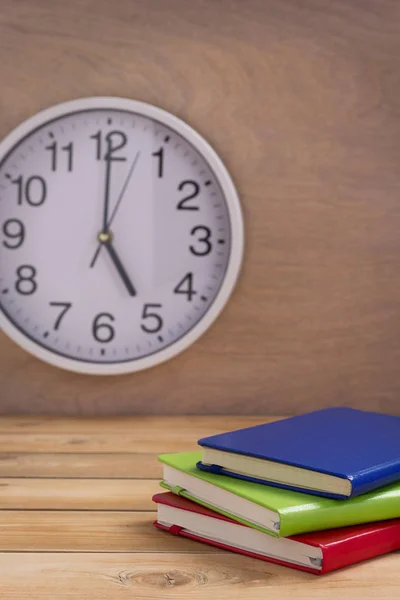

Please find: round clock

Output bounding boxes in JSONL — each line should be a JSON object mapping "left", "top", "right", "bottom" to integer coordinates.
{"left": 0, "top": 97, "right": 244, "bottom": 374}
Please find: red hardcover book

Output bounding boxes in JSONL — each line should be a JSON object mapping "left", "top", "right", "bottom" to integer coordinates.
{"left": 153, "top": 492, "right": 400, "bottom": 574}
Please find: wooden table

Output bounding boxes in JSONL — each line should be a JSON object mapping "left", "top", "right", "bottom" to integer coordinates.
{"left": 0, "top": 415, "right": 398, "bottom": 599}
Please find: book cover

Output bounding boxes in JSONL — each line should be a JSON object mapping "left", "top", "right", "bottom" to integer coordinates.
{"left": 198, "top": 407, "right": 400, "bottom": 498}
{"left": 159, "top": 451, "right": 400, "bottom": 537}
{"left": 153, "top": 491, "right": 400, "bottom": 574}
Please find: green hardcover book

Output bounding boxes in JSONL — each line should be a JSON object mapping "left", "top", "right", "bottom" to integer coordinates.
{"left": 158, "top": 451, "right": 400, "bottom": 538}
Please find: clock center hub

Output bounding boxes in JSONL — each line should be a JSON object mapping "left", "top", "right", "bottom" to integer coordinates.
{"left": 98, "top": 231, "right": 113, "bottom": 243}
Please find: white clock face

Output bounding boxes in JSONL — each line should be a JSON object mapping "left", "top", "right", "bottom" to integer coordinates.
{"left": 0, "top": 98, "right": 243, "bottom": 374}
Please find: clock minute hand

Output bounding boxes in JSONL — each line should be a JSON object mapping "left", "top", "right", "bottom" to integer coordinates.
{"left": 90, "top": 152, "right": 141, "bottom": 269}
{"left": 102, "top": 157, "right": 112, "bottom": 233}
{"left": 104, "top": 240, "right": 137, "bottom": 297}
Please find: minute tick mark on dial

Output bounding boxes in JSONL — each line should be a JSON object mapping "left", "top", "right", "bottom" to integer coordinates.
{"left": 158, "top": 335, "right": 164, "bottom": 343}
{"left": 201, "top": 296, "right": 208, "bottom": 302}
{"left": 205, "top": 180, "right": 212, "bottom": 186}
{"left": 164, "top": 136, "right": 170, "bottom": 143}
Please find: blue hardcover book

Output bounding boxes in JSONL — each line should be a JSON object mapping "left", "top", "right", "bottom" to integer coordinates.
{"left": 197, "top": 407, "right": 400, "bottom": 499}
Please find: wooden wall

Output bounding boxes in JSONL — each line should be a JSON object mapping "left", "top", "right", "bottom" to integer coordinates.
{"left": 1, "top": 0, "right": 400, "bottom": 415}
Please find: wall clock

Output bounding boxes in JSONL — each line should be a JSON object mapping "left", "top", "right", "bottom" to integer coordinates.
{"left": 0, "top": 97, "right": 244, "bottom": 374}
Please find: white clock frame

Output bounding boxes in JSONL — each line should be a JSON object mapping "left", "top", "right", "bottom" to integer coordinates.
{"left": 0, "top": 97, "right": 244, "bottom": 375}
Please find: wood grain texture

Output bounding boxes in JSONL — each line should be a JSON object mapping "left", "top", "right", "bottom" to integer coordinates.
{"left": 0, "top": 511, "right": 222, "bottom": 552}
{"left": 0, "top": 415, "right": 270, "bottom": 433}
{"left": 2, "top": 0, "right": 400, "bottom": 415}
{"left": 0, "top": 478, "right": 158, "bottom": 509}
{"left": 0, "top": 434, "right": 203, "bottom": 454}
{"left": 0, "top": 453, "right": 162, "bottom": 478}
{"left": 1, "top": 552, "right": 399, "bottom": 600}
{"left": 0, "top": 416, "right": 273, "bottom": 453}
{"left": 0, "top": 417, "right": 272, "bottom": 477}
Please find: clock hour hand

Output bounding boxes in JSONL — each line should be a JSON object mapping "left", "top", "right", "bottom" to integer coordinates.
{"left": 103, "top": 239, "right": 137, "bottom": 297}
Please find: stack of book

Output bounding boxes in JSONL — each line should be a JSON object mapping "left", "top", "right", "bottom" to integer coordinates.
{"left": 152, "top": 407, "right": 400, "bottom": 574}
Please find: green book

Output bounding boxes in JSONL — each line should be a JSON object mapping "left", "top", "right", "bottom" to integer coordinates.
{"left": 158, "top": 451, "right": 400, "bottom": 538}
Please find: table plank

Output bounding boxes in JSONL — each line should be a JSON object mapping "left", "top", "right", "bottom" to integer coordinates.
{"left": 0, "top": 433, "right": 201, "bottom": 454}
{"left": 0, "top": 416, "right": 274, "bottom": 433}
{"left": 0, "top": 417, "right": 278, "bottom": 454}
{"left": 0, "top": 417, "right": 279, "bottom": 454}
{"left": 0, "top": 478, "right": 159, "bottom": 510}
{"left": 0, "top": 552, "right": 398, "bottom": 600}
{"left": 0, "top": 511, "right": 220, "bottom": 552}
{"left": 0, "top": 453, "right": 162, "bottom": 478}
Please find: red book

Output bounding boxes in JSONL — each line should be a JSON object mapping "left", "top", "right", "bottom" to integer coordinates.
{"left": 153, "top": 492, "right": 400, "bottom": 574}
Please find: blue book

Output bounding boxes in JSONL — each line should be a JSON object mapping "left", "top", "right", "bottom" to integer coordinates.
{"left": 197, "top": 407, "right": 400, "bottom": 499}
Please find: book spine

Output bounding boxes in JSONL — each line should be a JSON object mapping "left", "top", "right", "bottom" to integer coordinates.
{"left": 321, "top": 524, "right": 400, "bottom": 573}
{"left": 350, "top": 463, "right": 400, "bottom": 497}
{"left": 279, "top": 494, "right": 400, "bottom": 537}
